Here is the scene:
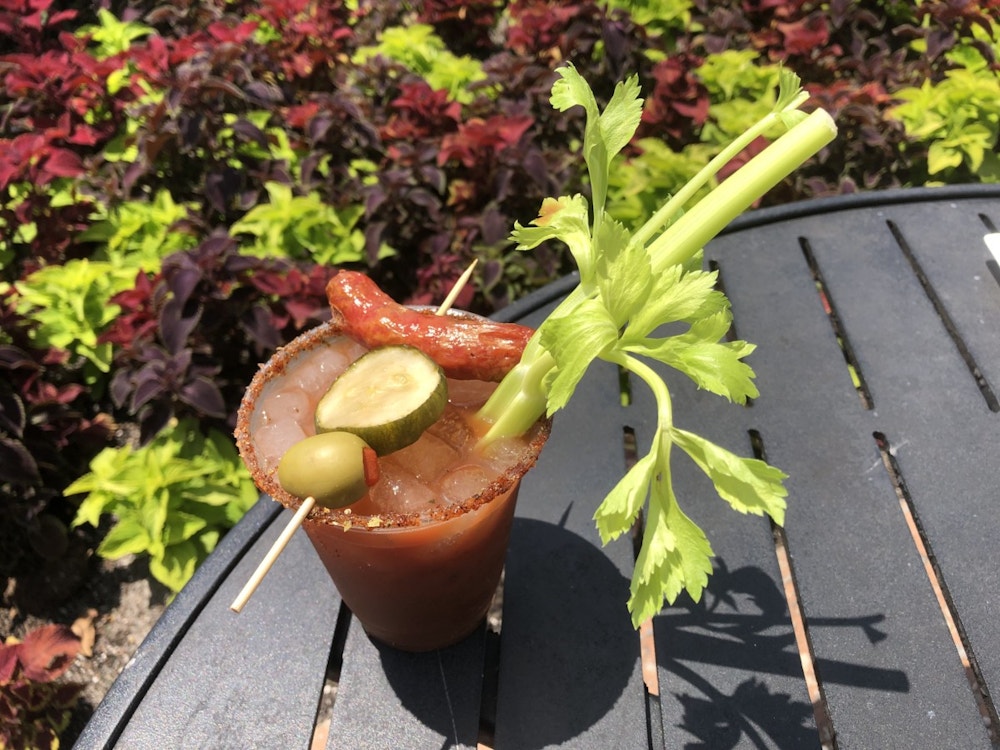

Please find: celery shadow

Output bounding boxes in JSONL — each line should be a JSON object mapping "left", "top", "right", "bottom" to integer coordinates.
{"left": 654, "top": 560, "right": 906, "bottom": 749}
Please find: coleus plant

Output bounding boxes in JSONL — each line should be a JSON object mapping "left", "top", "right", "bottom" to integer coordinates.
{"left": 476, "top": 64, "right": 837, "bottom": 626}
{"left": 0, "top": 623, "right": 83, "bottom": 750}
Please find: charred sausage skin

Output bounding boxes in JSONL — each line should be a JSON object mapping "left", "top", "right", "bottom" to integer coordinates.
{"left": 326, "top": 270, "right": 533, "bottom": 381}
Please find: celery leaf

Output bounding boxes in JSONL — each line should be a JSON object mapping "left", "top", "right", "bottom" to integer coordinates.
{"left": 627, "top": 314, "right": 760, "bottom": 404}
{"left": 511, "top": 195, "right": 595, "bottom": 283}
{"left": 551, "top": 64, "right": 642, "bottom": 225}
{"left": 595, "top": 223, "right": 651, "bottom": 328}
{"left": 672, "top": 428, "right": 788, "bottom": 524}
{"left": 629, "top": 472, "right": 714, "bottom": 627}
{"left": 593, "top": 449, "right": 658, "bottom": 544}
{"left": 540, "top": 298, "right": 618, "bottom": 413}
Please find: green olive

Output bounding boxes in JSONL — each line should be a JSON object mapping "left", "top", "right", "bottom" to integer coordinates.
{"left": 277, "top": 431, "right": 374, "bottom": 509}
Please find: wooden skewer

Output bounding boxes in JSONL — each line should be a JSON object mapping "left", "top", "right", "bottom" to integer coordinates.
{"left": 230, "top": 496, "right": 316, "bottom": 612}
{"left": 231, "top": 261, "right": 479, "bottom": 613}
{"left": 436, "top": 259, "right": 477, "bottom": 316}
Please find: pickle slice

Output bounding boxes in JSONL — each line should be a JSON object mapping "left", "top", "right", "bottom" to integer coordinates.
{"left": 315, "top": 345, "right": 447, "bottom": 455}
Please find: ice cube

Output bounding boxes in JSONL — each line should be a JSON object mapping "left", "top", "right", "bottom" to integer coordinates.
{"left": 368, "top": 457, "right": 438, "bottom": 514}
{"left": 391, "top": 432, "right": 459, "bottom": 482}
{"left": 477, "top": 436, "right": 530, "bottom": 475}
{"left": 259, "top": 387, "right": 312, "bottom": 428}
{"left": 439, "top": 464, "right": 492, "bottom": 505}
{"left": 446, "top": 378, "right": 497, "bottom": 407}
{"left": 254, "top": 421, "right": 308, "bottom": 474}
{"left": 426, "top": 409, "right": 474, "bottom": 451}
{"left": 289, "top": 342, "right": 356, "bottom": 396}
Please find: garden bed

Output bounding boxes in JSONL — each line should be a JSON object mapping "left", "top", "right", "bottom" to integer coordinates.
{"left": 2, "top": 1, "right": 999, "bottom": 746}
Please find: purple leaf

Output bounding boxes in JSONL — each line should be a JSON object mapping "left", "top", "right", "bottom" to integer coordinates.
{"left": 179, "top": 377, "right": 226, "bottom": 417}
{"left": 0, "top": 435, "right": 39, "bottom": 485}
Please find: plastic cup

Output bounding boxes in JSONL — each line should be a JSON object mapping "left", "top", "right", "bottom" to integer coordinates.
{"left": 235, "top": 316, "right": 550, "bottom": 651}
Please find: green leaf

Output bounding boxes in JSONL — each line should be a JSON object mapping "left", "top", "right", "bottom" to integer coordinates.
{"left": 622, "top": 265, "right": 726, "bottom": 341}
{"left": 150, "top": 540, "right": 200, "bottom": 593}
{"left": 163, "top": 511, "right": 209, "bottom": 545}
{"left": 626, "top": 314, "right": 760, "bottom": 404}
{"left": 69, "top": 419, "right": 255, "bottom": 591}
{"left": 774, "top": 67, "right": 808, "bottom": 115}
{"left": 628, "top": 472, "right": 714, "bottom": 627}
{"left": 97, "top": 519, "right": 151, "bottom": 559}
{"left": 594, "top": 222, "right": 651, "bottom": 329}
{"left": 551, "top": 64, "right": 643, "bottom": 222}
{"left": 539, "top": 298, "right": 619, "bottom": 413}
{"left": 511, "top": 195, "right": 595, "bottom": 284}
{"left": 600, "top": 74, "right": 645, "bottom": 160}
{"left": 593, "top": 450, "right": 658, "bottom": 544}
{"left": 197, "top": 529, "right": 222, "bottom": 557}
{"left": 352, "top": 24, "right": 491, "bottom": 104}
{"left": 671, "top": 428, "right": 787, "bottom": 524}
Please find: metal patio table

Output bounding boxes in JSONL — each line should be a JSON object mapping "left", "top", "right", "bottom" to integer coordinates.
{"left": 75, "top": 185, "right": 1000, "bottom": 749}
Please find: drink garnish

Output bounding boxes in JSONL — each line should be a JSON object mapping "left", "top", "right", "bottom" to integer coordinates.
{"left": 326, "top": 269, "right": 532, "bottom": 381}
{"left": 474, "top": 64, "right": 837, "bottom": 627}
{"left": 315, "top": 345, "right": 448, "bottom": 455}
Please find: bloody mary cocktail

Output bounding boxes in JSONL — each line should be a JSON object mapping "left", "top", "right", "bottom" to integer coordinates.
{"left": 235, "top": 315, "right": 550, "bottom": 651}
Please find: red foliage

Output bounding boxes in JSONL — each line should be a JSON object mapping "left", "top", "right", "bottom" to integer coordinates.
{"left": 101, "top": 272, "right": 162, "bottom": 350}
{"left": 0, "top": 624, "right": 79, "bottom": 684}
{"left": 638, "top": 54, "right": 709, "bottom": 146}
{"left": 507, "top": 0, "right": 602, "bottom": 59}
{"left": 0, "top": 624, "right": 82, "bottom": 750}
{"left": 382, "top": 82, "right": 462, "bottom": 142}
{"left": 438, "top": 114, "right": 534, "bottom": 168}
{"left": 0, "top": 0, "right": 77, "bottom": 53}
{"left": 248, "top": 0, "right": 353, "bottom": 79}
{"left": 776, "top": 13, "right": 831, "bottom": 57}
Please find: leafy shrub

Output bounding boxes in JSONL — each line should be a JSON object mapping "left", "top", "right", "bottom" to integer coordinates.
{"left": 81, "top": 189, "right": 199, "bottom": 272}
{"left": 0, "top": 623, "right": 83, "bottom": 750}
{"left": 8, "top": 260, "right": 137, "bottom": 382}
{"left": 66, "top": 418, "right": 258, "bottom": 592}
{"left": 101, "top": 235, "right": 335, "bottom": 442}
{"left": 354, "top": 24, "right": 493, "bottom": 103}
{"left": 892, "top": 22, "right": 1000, "bottom": 183}
{"left": 230, "top": 181, "right": 386, "bottom": 265}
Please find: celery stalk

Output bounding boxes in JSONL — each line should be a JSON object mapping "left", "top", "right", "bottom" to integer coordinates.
{"left": 474, "top": 64, "right": 837, "bottom": 626}
{"left": 478, "top": 107, "right": 836, "bottom": 443}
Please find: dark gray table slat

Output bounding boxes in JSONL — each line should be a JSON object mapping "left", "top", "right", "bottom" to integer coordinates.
{"left": 114, "top": 508, "right": 340, "bottom": 750}
{"left": 707, "top": 210, "right": 993, "bottom": 747}
{"left": 632, "top": 370, "right": 821, "bottom": 748}
{"left": 887, "top": 196, "right": 1000, "bottom": 391}
{"left": 806, "top": 200, "right": 1000, "bottom": 729}
{"left": 325, "top": 622, "right": 485, "bottom": 749}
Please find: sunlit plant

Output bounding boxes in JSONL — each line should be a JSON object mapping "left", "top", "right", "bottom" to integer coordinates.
{"left": 67, "top": 417, "right": 259, "bottom": 593}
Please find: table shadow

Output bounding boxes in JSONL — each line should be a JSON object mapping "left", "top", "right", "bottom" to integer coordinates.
{"left": 371, "top": 517, "right": 638, "bottom": 749}
{"left": 489, "top": 516, "right": 640, "bottom": 749}
{"left": 655, "top": 560, "right": 906, "bottom": 749}
{"left": 369, "top": 630, "right": 487, "bottom": 749}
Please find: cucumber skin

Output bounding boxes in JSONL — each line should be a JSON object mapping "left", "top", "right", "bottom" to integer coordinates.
{"left": 314, "top": 345, "right": 448, "bottom": 456}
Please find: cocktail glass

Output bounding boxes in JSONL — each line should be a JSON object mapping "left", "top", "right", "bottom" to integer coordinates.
{"left": 234, "top": 314, "right": 550, "bottom": 651}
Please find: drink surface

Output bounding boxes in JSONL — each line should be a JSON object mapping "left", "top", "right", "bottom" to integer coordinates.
{"left": 249, "top": 333, "right": 541, "bottom": 519}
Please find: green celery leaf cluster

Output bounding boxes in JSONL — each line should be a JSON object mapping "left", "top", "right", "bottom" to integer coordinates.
{"left": 482, "top": 63, "right": 827, "bottom": 627}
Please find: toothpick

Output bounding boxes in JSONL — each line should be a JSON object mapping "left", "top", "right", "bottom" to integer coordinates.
{"left": 232, "top": 264, "right": 479, "bottom": 614}
{"left": 230, "top": 496, "right": 316, "bottom": 612}
{"left": 436, "top": 259, "right": 478, "bottom": 316}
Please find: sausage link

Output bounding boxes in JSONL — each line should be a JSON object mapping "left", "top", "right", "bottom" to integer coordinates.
{"left": 326, "top": 271, "right": 533, "bottom": 381}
